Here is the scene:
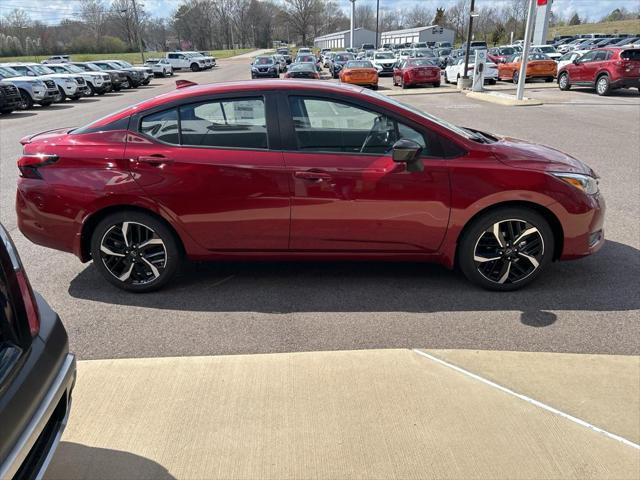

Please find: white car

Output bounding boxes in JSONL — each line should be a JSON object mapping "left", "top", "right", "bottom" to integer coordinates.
{"left": 444, "top": 57, "right": 498, "bottom": 84}
{"left": 166, "top": 52, "right": 207, "bottom": 71}
{"left": 41, "top": 55, "right": 70, "bottom": 64}
{"left": 144, "top": 58, "right": 174, "bottom": 77}
{"left": 182, "top": 51, "right": 215, "bottom": 69}
{"left": 396, "top": 49, "right": 415, "bottom": 61}
{"left": 531, "top": 45, "right": 561, "bottom": 60}
{"left": 45, "top": 63, "right": 112, "bottom": 94}
{"left": 370, "top": 51, "right": 397, "bottom": 75}
{"left": 297, "top": 48, "right": 312, "bottom": 55}
{"left": 556, "top": 50, "right": 589, "bottom": 73}
{"left": 2, "top": 62, "right": 85, "bottom": 101}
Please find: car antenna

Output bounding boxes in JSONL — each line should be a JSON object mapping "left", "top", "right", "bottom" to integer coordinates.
{"left": 176, "top": 79, "right": 198, "bottom": 89}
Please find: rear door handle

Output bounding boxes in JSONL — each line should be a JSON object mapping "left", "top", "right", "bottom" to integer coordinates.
{"left": 136, "top": 155, "right": 173, "bottom": 165}
{"left": 294, "top": 171, "right": 332, "bottom": 182}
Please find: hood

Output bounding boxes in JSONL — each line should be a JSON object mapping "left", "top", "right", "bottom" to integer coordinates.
{"left": 2, "top": 76, "right": 44, "bottom": 83}
{"left": 492, "top": 136, "right": 595, "bottom": 176}
{"left": 374, "top": 59, "right": 396, "bottom": 64}
{"left": 43, "top": 73, "right": 77, "bottom": 80}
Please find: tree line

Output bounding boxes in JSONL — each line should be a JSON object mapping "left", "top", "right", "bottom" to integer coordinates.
{"left": 1, "top": 0, "right": 638, "bottom": 57}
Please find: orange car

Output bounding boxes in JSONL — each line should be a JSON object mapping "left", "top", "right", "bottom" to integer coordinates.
{"left": 339, "top": 60, "right": 379, "bottom": 89}
{"left": 498, "top": 52, "right": 557, "bottom": 83}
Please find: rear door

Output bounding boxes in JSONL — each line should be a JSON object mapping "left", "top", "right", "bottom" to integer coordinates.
{"left": 280, "top": 94, "right": 451, "bottom": 253}
{"left": 127, "top": 92, "right": 290, "bottom": 251}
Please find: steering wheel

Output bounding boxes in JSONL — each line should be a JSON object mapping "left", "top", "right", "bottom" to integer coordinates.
{"left": 360, "top": 116, "right": 392, "bottom": 153}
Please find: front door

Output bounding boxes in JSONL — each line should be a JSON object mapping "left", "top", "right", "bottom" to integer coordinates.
{"left": 281, "top": 95, "right": 451, "bottom": 253}
{"left": 126, "top": 94, "right": 290, "bottom": 251}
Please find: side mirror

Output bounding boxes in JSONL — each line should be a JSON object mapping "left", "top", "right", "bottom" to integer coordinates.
{"left": 392, "top": 138, "right": 423, "bottom": 165}
{"left": 573, "top": 58, "right": 580, "bottom": 65}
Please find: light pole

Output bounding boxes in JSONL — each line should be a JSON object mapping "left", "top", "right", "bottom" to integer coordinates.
{"left": 375, "top": 0, "right": 380, "bottom": 49}
{"left": 516, "top": 0, "right": 536, "bottom": 100}
{"left": 131, "top": 0, "right": 145, "bottom": 63}
{"left": 349, "top": 0, "right": 356, "bottom": 49}
{"left": 461, "top": 0, "right": 477, "bottom": 84}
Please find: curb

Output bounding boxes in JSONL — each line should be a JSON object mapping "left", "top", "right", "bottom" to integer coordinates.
{"left": 466, "top": 90, "right": 543, "bottom": 106}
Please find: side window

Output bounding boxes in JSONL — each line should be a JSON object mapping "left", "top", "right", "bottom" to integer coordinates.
{"left": 578, "top": 51, "right": 597, "bottom": 63}
{"left": 289, "top": 97, "right": 437, "bottom": 156}
{"left": 140, "top": 108, "right": 179, "bottom": 145}
{"left": 593, "top": 51, "right": 607, "bottom": 61}
{"left": 168, "top": 54, "right": 175, "bottom": 59}
{"left": 179, "top": 98, "right": 267, "bottom": 149}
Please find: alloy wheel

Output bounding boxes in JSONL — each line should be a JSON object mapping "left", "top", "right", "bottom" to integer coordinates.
{"left": 597, "top": 76, "right": 609, "bottom": 95}
{"left": 559, "top": 74, "right": 568, "bottom": 89}
{"left": 473, "top": 219, "right": 544, "bottom": 285}
{"left": 100, "top": 221, "right": 167, "bottom": 285}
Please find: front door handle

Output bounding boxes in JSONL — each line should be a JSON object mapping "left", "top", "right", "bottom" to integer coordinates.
{"left": 136, "top": 155, "right": 174, "bottom": 165}
{"left": 294, "top": 171, "right": 332, "bottom": 182}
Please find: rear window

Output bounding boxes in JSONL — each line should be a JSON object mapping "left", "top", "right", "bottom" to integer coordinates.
{"left": 621, "top": 49, "right": 640, "bottom": 60}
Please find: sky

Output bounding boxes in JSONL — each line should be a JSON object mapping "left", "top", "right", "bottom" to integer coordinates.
{"left": 1, "top": 0, "right": 633, "bottom": 26}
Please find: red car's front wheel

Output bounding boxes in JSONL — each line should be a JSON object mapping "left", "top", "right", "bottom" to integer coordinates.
{"left": 458, "top": 207, "right": 554, "bottom": 291}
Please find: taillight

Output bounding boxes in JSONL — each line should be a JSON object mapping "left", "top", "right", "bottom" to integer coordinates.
{"left": 17, "top": 153, "right": 58, "bottom": 179}
{"left": 16, "top": 270, "right": 40, "bottom": 336}
{"left": 0, "top": 224, "right": 40, "bottom": 337}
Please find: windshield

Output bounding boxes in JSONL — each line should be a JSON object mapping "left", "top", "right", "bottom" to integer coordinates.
{"left": 0, "top": 66, "right": 21, "bottom": 78}
{"left": 415, "top": 49, "right": 436, "bottom": 57}
{"left": 363, "top": 89, "right": 474, "bottom": 140}
{"left": 408, "top": 58, "right": 437, "bottom": 67}
{"left": 537, "top": 46, "right": 556, "bottom": 53}
{"left": 499, "top": 47, "right": 515, "bottom": 55}
{"left": 118, "top": 61, "right": 133, "bottom": 67}
{"left": 374, "top": 52, "right": 395, "bottom": 59}
{"left": 65, "top": 64, "right": 84, "bottom": 73}
{"left": 289, "top": 63, "right": 314, "bottom": 71}
{"left": 438, "top": 49, "right": 451, "bottom": 56}
{"left": 30, "top": 64, "right": 54, "bottom": 75}
{"left": 255, "top": 57, "right": 274, "bottom": 65}
{"left": 336, "top": 54, "right": 354, "bottom": 61}
{"left": 83, "top": 63, "right": 100, "bottom": 70}
{"left": 345, "top": 60, "right": 373, "bottom": 68}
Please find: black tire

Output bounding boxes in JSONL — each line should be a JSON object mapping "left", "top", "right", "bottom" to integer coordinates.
{"left": 512, "top": 71, "right": 519, "bottom": 84}
{"left": 0, "top": 108, "right": 14, "bottom": 114}
{"left": 56, "top": 86, "right": 66, "bottom": 102}
{"left": 401, "top": 77, "right": 407, "bottom": 89}
{"left": 596, "top": 74, "right": 611, "bottom": 96}
{"left": 371, "top": 84, "right": 378, "bottom": 90}
{"left": 18, "top": 90, "right": 33, "bottom": 110}
{"left": 488, "top": 79, "right": 496, "bottom": 85}
{"left": 88, "top": 83, "right": 97, "bottom": 96}
{"left": 433, "top": 82, "right": 440, "bottom": 88}
{"left": 545, "top": 77, "right": 554, "bottom": 83}
{"left": 190, "top": 63, "right": 200, "bottom": 72}
{"left": 458, "top": 207, "right": 554, "bottom": 291}
{"left": 90, "top": 211, "right": 181, "bottom": 293}
{"left": 39, "top": 101, "right": 53, "bottom": 108}
{"left": 558, "top": 72, "right": 570, "bottom": 90}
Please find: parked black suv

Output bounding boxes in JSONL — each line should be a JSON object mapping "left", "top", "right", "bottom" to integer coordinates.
{"left": 0, "top": 223, "right": 76, "bottom": 479}
{"left": 0, "top": 81, "right": 22, "bottom": 114}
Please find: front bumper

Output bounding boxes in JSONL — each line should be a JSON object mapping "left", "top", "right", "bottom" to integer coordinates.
{"left": 0, "top": 296, "right": 76, "bottom": 480}
{"left": 555, "top": 192, "right": 606, "bottom": 260}
{"left": 0, "top": 94, "right": 22, "bottom": 110}
{"left": 252, "top": 70, "right": 278, "bottom": 77}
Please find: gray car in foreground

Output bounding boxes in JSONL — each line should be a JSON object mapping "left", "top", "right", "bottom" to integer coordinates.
{"left": 0, "top": 223, "right": 76, "bottom": 480}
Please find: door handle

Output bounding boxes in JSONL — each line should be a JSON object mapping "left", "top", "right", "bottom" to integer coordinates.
{"left": 136, "top": 155, "right": 174, "bottom": 165}
{"left": 294, "top": 171, "right": 332, "bottom": 182}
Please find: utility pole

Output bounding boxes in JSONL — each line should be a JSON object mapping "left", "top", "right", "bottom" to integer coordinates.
{"left": 516, "top": 0, "right": 536, "bottom": 100}
{"left": 461, "top": 0, "right": 476, "bottom": 82}
{"left": 349, "top": 0, "right": 356, "bottom": 49}
{"left": 131, "top": 0, "right": 144, "bottom": 63}
{"left": 375, "top": 0, "right": 380, "bottom": 49}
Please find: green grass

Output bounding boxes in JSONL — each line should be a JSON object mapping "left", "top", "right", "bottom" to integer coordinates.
{"left": 549, "top": 19, "right": 640, "bottom": 39}
{"left": 0, "top": 48, "right": 255, "bottom": 65}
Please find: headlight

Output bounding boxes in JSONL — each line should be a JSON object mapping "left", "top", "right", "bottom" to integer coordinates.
{"left": 552, "top": 173, "right": 599, "bottom": 195}
{"left": 251, "top": 67, "right": 258, "bottom": 72}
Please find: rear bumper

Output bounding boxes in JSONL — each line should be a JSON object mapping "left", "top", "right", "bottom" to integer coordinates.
{"left": 0, "top": 296, "right": 76, "bottom": 480}
{"left": 611, "top": 77, "right": 640, "bottom": 89}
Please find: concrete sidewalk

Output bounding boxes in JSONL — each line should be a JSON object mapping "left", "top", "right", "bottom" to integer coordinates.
{"left": 45, "top": 349, "right": 639, "bottom": 480}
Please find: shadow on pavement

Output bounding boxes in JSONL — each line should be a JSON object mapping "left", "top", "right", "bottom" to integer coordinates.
{"left": 68, "top": 240, "right": 639, "bottom": 319}
{"left": 45, "top": 442, "right": 175, "bottom": 480}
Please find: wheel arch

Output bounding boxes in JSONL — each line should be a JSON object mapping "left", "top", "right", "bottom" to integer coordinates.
{"left": 80, "top": 205, "right": 186, "bottom": 262}
{"left": 454, "top": 200, "right": 564, "bottom": 267}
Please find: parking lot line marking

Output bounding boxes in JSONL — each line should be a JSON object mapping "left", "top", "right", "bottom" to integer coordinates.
{"left": 412, "top": 349, "right": 640, "bottom": 451}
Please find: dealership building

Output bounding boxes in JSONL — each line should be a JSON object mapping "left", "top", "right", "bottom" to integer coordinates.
{"left": 380, "top": 25, "right": 454, "bottom": 47}
{"left": 313, "top": 28, "right": 377, "bottom": 50}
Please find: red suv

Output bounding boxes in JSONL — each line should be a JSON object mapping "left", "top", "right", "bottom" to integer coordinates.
{"left": 16, "top": 81, "right": 605, "bottom": 292}
{"left": 558, "top": 47, "right": 640, "bottom": 95}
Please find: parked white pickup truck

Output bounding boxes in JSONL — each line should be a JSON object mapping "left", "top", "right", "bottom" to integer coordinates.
{"left": 166, "top": 52, "right": 207, "bottom": 72}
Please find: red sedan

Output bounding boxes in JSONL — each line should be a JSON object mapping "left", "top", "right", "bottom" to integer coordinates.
{"left": 393, "top": 58, "right": 441, "bottom": 88}
{"left": 16, "top": 80, "right": 604, "bottom": 292}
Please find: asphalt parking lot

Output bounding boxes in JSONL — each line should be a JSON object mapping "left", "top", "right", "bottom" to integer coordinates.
{"left": 0, "top": 56, "right": 638, "bottom": 360}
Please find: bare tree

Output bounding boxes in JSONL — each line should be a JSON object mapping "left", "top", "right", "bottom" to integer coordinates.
{"left": 79, "top": 0, "right": 107, "bottom": 48}
{"left": 283, "top": 0, "right": 323, "bottom": 46}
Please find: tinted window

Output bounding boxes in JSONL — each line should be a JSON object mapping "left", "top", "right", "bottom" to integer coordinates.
{"left": 578, "top": 51, "right": 598, "bottom": 62}
{"left": 593, "top": 51, "right": 608, "bottom": 61}
{"left": 179, "top": 98, "right": 267, "bottom": 149}
{"left": 140, "top": 108, "right": 179, "bottom": 144}
{"left": 288, "top": 97, "right": 429, "bottom": 155}
{"left": 621, "top": 49, "right": 640, "bottom": 60}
